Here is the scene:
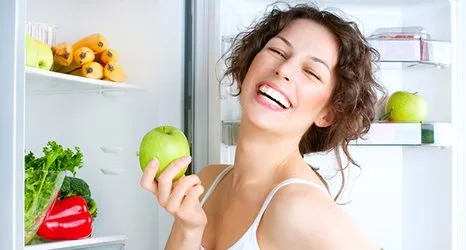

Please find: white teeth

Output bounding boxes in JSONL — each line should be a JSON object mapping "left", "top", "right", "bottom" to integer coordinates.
{"left": 258, "top": 85, "right": 291, "bottom": 108}
{"left": 259, "top": 94, "right": 283, "bottom": 109}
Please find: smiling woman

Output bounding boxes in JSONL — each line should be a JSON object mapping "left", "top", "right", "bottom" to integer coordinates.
{"left": 223, "top": 3, "right": 385, "bottom": 200}
{"left": 140, "top": 2, "right": 386, "bottom": 250}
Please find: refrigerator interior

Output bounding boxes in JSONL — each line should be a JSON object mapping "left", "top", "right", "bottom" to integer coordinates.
{"left": 215, "top": 0, "right": 455, "bottom": 250}
{"left": 24, "top": 0, "right": 186, "bottom": 249}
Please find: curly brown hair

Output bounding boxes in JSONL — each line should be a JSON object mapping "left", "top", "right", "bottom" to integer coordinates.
{"left": 221, "top": 2, "right": 386, "bottom": 201}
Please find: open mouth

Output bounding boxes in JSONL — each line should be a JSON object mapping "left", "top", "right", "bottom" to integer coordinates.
{"left": 257, "top": 84, "right": 291, "bottom": 109}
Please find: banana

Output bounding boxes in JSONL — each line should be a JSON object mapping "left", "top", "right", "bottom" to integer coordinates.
{"left": 52, "top": 42, "right": 73, "bottom": 66}
{"left": 103, "top": 62, "right": 126, "bottom": 82}
{"left": 73, "top": 47, "right": 95, "bottom": 65}
{"left": 54, "top": 60, "right": 80, "bottom": 73}
{"left": 95, "top": 49, "right": 119, "bottom": 64}
{"left": 69, "top": 68, "right": 83, "bottom": 77}
{"left": 72, "top": 33, "right": 108, "bottom": 53}
{"left": 69, "top": 62, "right": 103, "bottom": 79}
{"left": 54, "top": 47, "right": 95, "bottom": 73}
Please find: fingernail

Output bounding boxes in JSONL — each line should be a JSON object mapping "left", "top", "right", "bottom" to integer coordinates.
{"left": 185, "top": 156, "right": 192, "bottom": 162}
{"left": 150, "top": 158, "right": 159, "bottom": 167}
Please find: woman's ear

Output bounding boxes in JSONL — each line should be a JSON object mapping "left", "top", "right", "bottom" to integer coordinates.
{"left": 315, "top": 109, "right": 334, "bottom": 128}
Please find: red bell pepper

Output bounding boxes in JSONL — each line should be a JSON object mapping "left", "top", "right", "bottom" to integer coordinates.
{"left": 37, "top": 196, "right": 93, "bottom": 241}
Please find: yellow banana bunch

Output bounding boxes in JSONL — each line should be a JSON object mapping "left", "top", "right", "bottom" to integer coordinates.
{"left": 70, "top": 62, "right": 103, "bottom": 79}
{"left": 52, "top": 42, "right": 73, "bottom": 66}
{"left": 104, "top": 62, "right": 125, "bottom": 82}
{"left": 95, "top": 49, "right": 119, "bottom": 65}
{"left": 55, "top": 47, "right": 95, "bottom": 73}
{"left": 51, "top": 33, "right": 128, "bottom": 83}
{"left": 72, "top": 33, "right": 108, "bottom": 54}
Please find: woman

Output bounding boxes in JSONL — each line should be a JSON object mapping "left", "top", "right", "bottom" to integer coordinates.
{"left": 141, "top": 3, "right": 384, "bottom": 250}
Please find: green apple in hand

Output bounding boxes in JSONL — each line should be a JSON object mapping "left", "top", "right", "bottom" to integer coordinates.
{"left": 139, "top": 125, "right": 191, "bottom": 181}
{"left": 25, "top": 34, "right": 53, "bottom": 70}
{"left": 385, "top": 91, "right": 428, "bottom": 123}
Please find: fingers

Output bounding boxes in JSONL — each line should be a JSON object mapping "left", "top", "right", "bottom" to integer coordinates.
{"left": 156, "top": 156, "right": 192, "bottom": 206}
{"left": 140, "top": 156, "right": 206, "bottom": 228}
{"left": 178, "top": 184, "right": 205, "bottom": 218}
{"left": 139, "top": 158, "right": 160, "bottom": 195}
{"left": 184, "top": 185, "right": 205, "bottom": 206}
{"left": 165, "top": 175, "right": 201, "bottom": 214}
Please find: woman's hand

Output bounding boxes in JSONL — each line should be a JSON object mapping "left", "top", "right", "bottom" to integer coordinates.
{"left": 140, "top": 156, "right": 207, "bottom": 230}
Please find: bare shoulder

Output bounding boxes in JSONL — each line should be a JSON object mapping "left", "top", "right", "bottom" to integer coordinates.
{"left": 259, "top": 184, "right": 379, "bottom": 250}
{"left": 196, "top": 164, "right": 230, "bottom": 200}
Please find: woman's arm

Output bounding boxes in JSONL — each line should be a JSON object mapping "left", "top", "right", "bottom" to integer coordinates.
{"left": 165, "top": 221, "right": 205, "bottom": 250}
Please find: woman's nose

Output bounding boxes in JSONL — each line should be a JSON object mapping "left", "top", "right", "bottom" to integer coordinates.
{"left": 275, "top": 69, "right": 290, "bottom": 82}
{"left": 275, "top": 61, "right": 292, "bottom": 82}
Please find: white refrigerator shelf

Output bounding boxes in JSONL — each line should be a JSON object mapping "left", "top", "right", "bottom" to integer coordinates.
{"left": 221, "top": 121, "right": 452, "bottom": 147}
{"left": 24, "top": 235, "right": 128, "bottom": 250}
{"left": 25, "top": 67, "right": 147, "bottom": 95}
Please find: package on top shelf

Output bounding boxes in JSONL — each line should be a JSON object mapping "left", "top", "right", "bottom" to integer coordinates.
{"left": 26, "top": 22, "right": 57, "bottom": 47}
{"left": 366, "top": 26, "right": 451, "bottom": 66}
{"left": 368, "top": 26, "right": 431, "bottom": 40}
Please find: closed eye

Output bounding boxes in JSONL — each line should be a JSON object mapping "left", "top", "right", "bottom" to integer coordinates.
{"left": 269, "top": 48, "right": 286, "bottom": 58}
{"left": 304, "top": 69, "right": 321, "bottom": 81}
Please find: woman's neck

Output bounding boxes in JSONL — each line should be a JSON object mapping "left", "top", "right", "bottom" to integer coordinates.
{"left": 230, "top": 118, "right": 304, "bottom": 187}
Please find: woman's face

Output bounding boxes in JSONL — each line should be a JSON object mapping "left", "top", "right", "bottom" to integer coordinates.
{"left": 240, "top": 18, "right": 339, "bottom": 138}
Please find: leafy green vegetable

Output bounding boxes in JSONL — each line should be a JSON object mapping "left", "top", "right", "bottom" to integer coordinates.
{"left": 24, "top": 141, "right": 84, "bottom": 174}
{"left": 59, "top": 176, "right": 98, "bottom": 219}
{"left": 24, "top": 141, "right": 84, "bottom": 232}
{"left": 87, "top": 199, "right": 97, "bottom": 219}
{"left": 59, "top": 176, "right": 91, "bottom": 198}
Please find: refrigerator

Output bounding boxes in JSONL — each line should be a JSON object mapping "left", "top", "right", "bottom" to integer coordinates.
{"left": 0, "top": 0, "right": 464, "bottom": 250}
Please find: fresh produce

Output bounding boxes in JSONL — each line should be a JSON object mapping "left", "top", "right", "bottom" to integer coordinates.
{"left": 139, "top": 125, "right": 191, "bottom": 181}
{"left": 70, "top": 62, "right": 103, "bottom": 79}
{"left": 103, "top": 61, "right": 126, "bottom": 82}
{"left": 37, "top": 196, "right": 93, "bottom": 241}
{"left": 55, "top": 47, "right": 95, "bottom": 74}
{"left": 24, "top": 172, "right": 64, "bottom": 244}
{"left": 72, "top": 46, "right": 95, "bottom": 65}
{"left": 24, "top": 141, "right": 84, "bottom": 243}
{"left": 95, "top": 49, "right": 119, "bottom": 64}
{"left": 58, "top": 176, "right": 98, "bottom": 219}
{"left": 72, "top": 33, "right": 108, "bottom": 53}
{"left": 26, "top": 34, "right": 39, "bottom": 68}
{"left": 25, "top": 34, "right": 54, "bottom": 70}
{"left": 52, "top": 42, "right": 73, "bottom": 66}
{"left": 50, "top": 33, "right": 127, "bottom": 83}
{"left": 36, "top": 40, "right": 54, "bottom": 70}
{"left": 383, "top": 91, "right": 428, "bottom": 123}
{"left": 25, "top": 141, "right": 98, "bottom": 243}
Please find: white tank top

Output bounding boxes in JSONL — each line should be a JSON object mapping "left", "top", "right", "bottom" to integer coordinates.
{"left": 199, "top": 165, "right": 329, "bottom": 250}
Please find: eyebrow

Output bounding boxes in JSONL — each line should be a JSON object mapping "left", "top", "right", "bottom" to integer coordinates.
{"left": 276, "top": 35, "right": 331, "bottom": 72}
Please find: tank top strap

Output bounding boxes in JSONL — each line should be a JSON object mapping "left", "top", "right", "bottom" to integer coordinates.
{"left": 249, "top": 178, "right": 329, "bottom": 230}
{"left": 200, "top": 165, "right": 234, "bottom": 206}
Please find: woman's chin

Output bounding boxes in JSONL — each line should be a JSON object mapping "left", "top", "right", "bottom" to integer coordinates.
{"left": 242, "top": 110, "right": 281, "bottom": 132}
